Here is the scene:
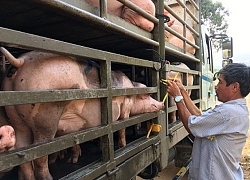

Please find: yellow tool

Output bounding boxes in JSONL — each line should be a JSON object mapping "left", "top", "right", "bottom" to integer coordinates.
{"left": 162, "top": 72, "right": 179, "bottom": 103}
{"left": 146, "top": 72, "right": 179, "bottom": 139}
{"left": 146, "top": 122, "right": 162, "bottom": 138}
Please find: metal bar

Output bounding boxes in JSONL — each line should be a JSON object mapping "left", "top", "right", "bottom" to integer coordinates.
{"left": 112, "top": 112, "right": 158, "bottom": 132}
{"left": 60, "top": 160, "right": 109, "bottom": 180}
{"left": 172, "top": 157, "right": 192, "bottom": 180}
{"left": 99, "top": 0, "right": 108, "bottom": 18}
{"left": 158, "top": 0, "right": 166, "bottom": 64}
{"left": 165, "top": 45, "right": 200, "bottom": 62}
{"left": 0, "top": 89, "right": 107, "bottom": 106}
{"left": 32, "top": 0, "right": 159, "bottom": 46}
{"left": 112, "top": 87, "right": 158, "bottom": 96}
{"left": 60, "top": 136, "right": 160, "bottom": 180}
{"left": 114, "top": 136, "right": 160, "bottom": 165}
{"left": 176, "top": 0, "right": 199, "bottom": 24}
{"left": 0, "top": 87, "right": 158, "bottom": 106}
{"left": 168, "top": 65, "right": 199, "bottom": 75}
{"left": 0, "top": 126, "right": 109, "bottom": 171}
{"left": 164, "top": 1, "right": 200, "bottom": 54}
{"left": 188, "top": 0, "right": 199, "bottom": 10}
{"left": 117, "top": 0, "right": 159, "bottom": 24}
{"left": 186, "top": 4, "right": 199, "bottom": 24}
{"left": 164, "top": 4, "right": 199, "bottom": 36}
{"left": 113, "top": 146, "right": 159, "bottom": 180}
{"left": 100, "top": 59, "right": 115, "bottom": 171}
{"left": 165, "top": 23, "right": 199, "bottom": 49}
{"left": 0, "top": 27, "right": 157, "bottom": 68}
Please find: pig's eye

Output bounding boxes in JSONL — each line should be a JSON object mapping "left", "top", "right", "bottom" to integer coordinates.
{"left": 0, "top": 135, "right": 2, "bottom": 140}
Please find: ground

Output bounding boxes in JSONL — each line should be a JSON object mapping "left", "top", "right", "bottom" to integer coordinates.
{"left": 241, "top": 94, "right": 250, "bottom": 179}
{"left": 137, "top": 94, "right": 250, "bottom": 180}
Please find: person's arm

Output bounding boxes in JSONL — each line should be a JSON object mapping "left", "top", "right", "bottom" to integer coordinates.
{"left": 166, "top": 80, "right": 191, "bottom": 133}
{"left": 169, "top": 78, "right": 201, "bottom": 116}
{"left": 178, "top": 87, "right": 201, "bottom": 116}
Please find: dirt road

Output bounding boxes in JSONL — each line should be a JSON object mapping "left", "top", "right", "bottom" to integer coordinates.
{"left": 241, "top": 94, "right": 250, "bottom": 179}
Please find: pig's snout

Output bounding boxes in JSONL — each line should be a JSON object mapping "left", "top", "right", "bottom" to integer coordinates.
{"left": 154, "top": 102, "right": 164, "bottom": 111}
{"left": 0, "top": 125, "right": 16, "bottom": 153}
{"left": 150, "top": 100, "right": 164, "bottom": 112}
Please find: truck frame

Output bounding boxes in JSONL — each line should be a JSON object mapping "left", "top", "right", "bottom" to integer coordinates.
{"left": 0, "top": 0, "right": 227, "bottom": 179}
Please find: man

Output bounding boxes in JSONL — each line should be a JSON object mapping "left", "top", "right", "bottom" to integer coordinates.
{"left": 166, "top": 63, "right": 250, "bottom": 180}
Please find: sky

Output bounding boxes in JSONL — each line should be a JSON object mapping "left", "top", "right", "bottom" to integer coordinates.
{"left": 213, "top": 0, "right": 250, "bottom": 68}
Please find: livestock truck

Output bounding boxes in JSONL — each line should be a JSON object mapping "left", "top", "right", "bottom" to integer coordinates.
{"left": 0, "top": 0, "right": 232, "bottom": 179}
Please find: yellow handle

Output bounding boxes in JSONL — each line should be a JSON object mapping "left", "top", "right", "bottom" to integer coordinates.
{"left": 146, "top": 123, "right": 162, "bottom": 138}
{"left": 162, "top": 72, "right": 179, "bottom": 103}
{"left": 146, "top": 124, "right": 153, "bottom": 138}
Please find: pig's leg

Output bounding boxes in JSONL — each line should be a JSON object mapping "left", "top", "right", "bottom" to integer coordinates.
{"left": 28, "top": 103, "right": 65, "bottom": 180}
{"left": 48, "top": 148, "right": 68, "bottom": 164}
{"left": 50, "top": 145, "right": 81, "bottom": 164}
{"left": 3, "top": 77, "right": 35, "bottom": 179}
{"left": 4, "top": 105, "right": 35, "bottom": 180}
{"left": 118, "top": 97, "right": 133, "bottom": 148}
{"left": 118, "top": 129, "right": 126, "bottom": 148}
{"left": 67, "top": 145, "right": 81, "bottom": 163}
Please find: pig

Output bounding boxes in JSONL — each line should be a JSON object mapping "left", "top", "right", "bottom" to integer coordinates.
{"left": 0, "top": 124, "right": 15, "bottom": 176}
{"left": 0, "top": 106, "right": 16, "bottom": 153}
{"left": 167, "top": 62, "right": 193, "bottom": 122}
{"left": 0, "top": 107, "right": 16, "bottom": 177}
{"left": 85, "top": 0, "right": 155, "bottom": 32}
{"left": 165, "top": 25, "right": 196, "bottom": 55}
{"left": 164, "top": 10, "right": 175, "bottom": 27}
{"left": 0, "top": 47, "right": 164, "bottom": 180}
{"left": 164, "top": 10, "right": 196, "bottom": 55}
{"left": 0, "top": 125, "right": 15, "bottom": 153}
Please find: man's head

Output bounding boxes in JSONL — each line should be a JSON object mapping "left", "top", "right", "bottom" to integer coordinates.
{"left": 215, "top": 63, "right": 250, "bottom": 102}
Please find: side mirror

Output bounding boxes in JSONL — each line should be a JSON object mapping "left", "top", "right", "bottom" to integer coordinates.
{"left": 222, "top": 37, "right": 233, "bottom": 59}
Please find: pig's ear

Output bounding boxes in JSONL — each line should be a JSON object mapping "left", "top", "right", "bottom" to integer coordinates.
{"left": 138, "top": 94, "right": 150, "bottom": 100}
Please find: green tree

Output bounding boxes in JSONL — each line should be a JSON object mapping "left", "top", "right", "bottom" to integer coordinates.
{"left": 201, "top": 0, "right": 229, "bottom": 50}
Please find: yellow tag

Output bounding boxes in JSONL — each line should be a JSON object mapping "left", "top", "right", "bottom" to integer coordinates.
{"left": 176, "top": 167, "right": 186, "bottom": 176}
{"left": 207, "top": 135, "right": 215, "bottom": 141}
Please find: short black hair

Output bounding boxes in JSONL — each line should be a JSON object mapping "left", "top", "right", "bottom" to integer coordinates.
{"left": 218, "top": 63, "right": 250, "bottom": 97}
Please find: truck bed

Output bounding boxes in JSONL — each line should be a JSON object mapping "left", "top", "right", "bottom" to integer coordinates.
{"left": 0, "top": 0, "right": 155, "bottom": 60}
{"left": 0, "top": 0, "right": 200, "bottom": 179}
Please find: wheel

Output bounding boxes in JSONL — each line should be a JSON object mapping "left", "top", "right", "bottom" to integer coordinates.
{"left": 137, "top": 162, "right": 159, "bottom": 179}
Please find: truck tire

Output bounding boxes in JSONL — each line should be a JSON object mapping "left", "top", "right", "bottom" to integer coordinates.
{"left": 137, "top": 162, "right": 159, "bottom": 179}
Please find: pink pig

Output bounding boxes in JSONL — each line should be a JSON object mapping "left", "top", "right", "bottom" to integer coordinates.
{"left": 85, "top": 0, "right": 155, "bottom": 32}
{"left": 0, "top": 47, "right": 164, "bottom": 180}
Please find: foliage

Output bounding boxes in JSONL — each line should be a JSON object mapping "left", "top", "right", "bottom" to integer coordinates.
{"left": 201, "top": 0, "right": 229, "bottom": 50}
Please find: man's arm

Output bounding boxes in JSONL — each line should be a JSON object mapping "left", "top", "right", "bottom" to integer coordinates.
{"left": 170, "top": 78, "right": 201, "bottom": 116}
{"left": 180, "top": 88, "right": 201, "bottom": 116}
{"left": 166, "top": 80, "right": 192, "bottom": 133}
{"left": 175, "top": 98, "right": 192, "bottom": 133}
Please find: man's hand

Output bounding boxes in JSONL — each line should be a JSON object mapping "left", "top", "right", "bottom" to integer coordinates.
{"left": 166, "top": 80, "right": 182, "bottom": 97}
{"left": 167, "top": 78, "right": 186, "bottom": 91}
